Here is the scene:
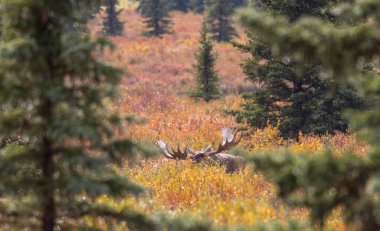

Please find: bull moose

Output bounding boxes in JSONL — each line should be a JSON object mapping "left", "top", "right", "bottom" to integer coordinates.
{"left": 157, "top": 128, "right": 246, "bottom": 173}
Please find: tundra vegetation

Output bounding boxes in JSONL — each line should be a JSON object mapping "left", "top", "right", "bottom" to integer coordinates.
{"left": 0, "top": 0, "right": 377, "bottom": 231}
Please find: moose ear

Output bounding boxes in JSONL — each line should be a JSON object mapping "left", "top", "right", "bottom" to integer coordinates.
{"left": 203, "top": 145, "right": 213, "bottom": 152}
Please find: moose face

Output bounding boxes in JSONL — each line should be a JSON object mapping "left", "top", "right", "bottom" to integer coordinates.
{"left": 187, "top": 146, "right": 212, "bottom": 163}
{"left": 157, "top": 128, "right": 245, "bottom": 173}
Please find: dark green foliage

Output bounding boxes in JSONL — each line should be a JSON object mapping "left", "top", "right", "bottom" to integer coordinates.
{"left": 191, "top": 20, "right": 220, "bottom": 101}
{"left": 205, "top": 0, "right": 237, "bottom": 42}
{"left": 87, "top": 0, "right": 103, "bottom": 20}
{"left": 103, "top": 0, "right": 124, "bottom": 36}
{"left": 139, "top": 0, "right": 172, "bottom": 37}
{"left": 249, "top": 150, "right": 374, "bottom": 228}
{"left": 231, "top": 0, "right": 247, "bottom": 7}
{"left": 64, "top": 0, "right": 102, "bottom": 32}
{"left": 90, "top": 1, "right": 102, "bottom": 18}
{"left": 0, "top": 0, "right": 153, "bottom": 230}
{"left": 238, "top": 0, "right": 380, "bottom": 229}
{"left": 229, "top": 1, "right": 364, "bottom": 139}
{"left": 189, "top": 0, "right": 205, "bottom": 13}
{"left": 154, "top": 214, "right": 213, "bottom": 231}
{"left": 171, "top": 0, "right": 190, "bottom": 12}
{"left": 223, "top": 220, "right": 311, "bottom": 231}
{"left": 190, "top": 0, "right": 247, "bottom": 14}
{"left": 258, "top": 0, "right": 331, "bottom": 20}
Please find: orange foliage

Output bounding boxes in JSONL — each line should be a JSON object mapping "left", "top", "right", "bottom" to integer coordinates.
{"left": 91, "top": 10, "right": 252, "bottom": 95}
{"left": 118, "top": 93, "right": 240, "bottom": 149}
{"left": 87, "top": 9, "right": 366, "bottom": 229}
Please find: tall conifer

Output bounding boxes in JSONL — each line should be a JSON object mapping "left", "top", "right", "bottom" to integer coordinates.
{"left": 171, "top": 0, "right": 190, "bottom": 12}
{"left": 103, "top": 0, "right": 124, "bottom": 36}
{"left": 192, "top": 20, "right": 220, "bottom": 101}
{"left": 238, "top": 0, "right": 380, "bottom": 229}
{"left": 232, "top": 0, "right": 247, "bottom": 7}
{"left": 189, "top": 0, "right": 204, "bottom": 13}
{"left": 0, "top": 1, "right": 153, "bottom": 230}
{"left": 139, "top": 0, "right": 172, "bottom": 37}
{"left": 205, "top": 0, "right": 237, "bottom": 42}
{"left": 228, "top": 1, "right": 363, "bottom": 139}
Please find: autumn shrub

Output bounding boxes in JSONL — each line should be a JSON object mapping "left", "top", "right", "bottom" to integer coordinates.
{"left": 85, "top": 8, "right": 366, "bottom": 230}
{"left": 91, "top": 10, "right": 251, "bottom": 96}
{"left": 126, "top": 159, "right": 283, "bottom": 226}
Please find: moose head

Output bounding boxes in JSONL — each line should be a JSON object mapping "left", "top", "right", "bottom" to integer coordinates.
{"left": 157, "top": 128, "right": 246, "bottom": 173}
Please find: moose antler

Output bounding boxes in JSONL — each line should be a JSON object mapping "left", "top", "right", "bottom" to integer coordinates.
{"left": 156, "top": 129, "right": 246, "bottom": 173}
{"left": 157, "top": 140, "right": 188, "bottom": 160}
{"left": 207, "top": 128, "right": 241, "bottom": 156}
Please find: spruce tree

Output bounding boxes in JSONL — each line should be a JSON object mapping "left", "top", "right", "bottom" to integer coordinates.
{"left": 103, "top": 0, "right": 124, "bottom": 36}
{"left": 192, "top": 20, "right": 220, "bottom": 101}
{"left": 238, "top": 0, "right": 380, "bottom": 229}
{"left": 171, "top": 0, "right": 190, "bottom": 12}
{"left": 0, "top": 1, "right": 153, "bottom": 230}
{"left": 64, "top": 1, "right": 102, "bottom": 32}
{"left": 139, "top": 0, "right": 172, "bottom": 37}
{"left": 205, "top": 0, "right": 237, "bottom": 42}
{"left": 89, "top": 1, "right": 102, "bottom": 19}
{"left": 228, "top": 1, "right": 363, "bottom": 139}
{"left": 189, "top": 0, "right": 204, "bottom": 13}
{"left": 231, "top": 0, "right": 247, "bottom": 7}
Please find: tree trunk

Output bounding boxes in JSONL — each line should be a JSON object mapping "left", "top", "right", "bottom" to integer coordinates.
{"left": 41, "top": 102, "right": 56, "bottom": 231}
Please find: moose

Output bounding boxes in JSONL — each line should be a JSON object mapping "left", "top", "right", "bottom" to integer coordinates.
{"left": 157, "top": 128, "right": 246, "bottom": 173}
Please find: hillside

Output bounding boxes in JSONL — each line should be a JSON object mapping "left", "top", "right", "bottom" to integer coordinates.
{"left": 1, "top": 1, "right": 378, "bottom": 230}
{"left": 85, "top": 9, "right": 367, "bottom": 229}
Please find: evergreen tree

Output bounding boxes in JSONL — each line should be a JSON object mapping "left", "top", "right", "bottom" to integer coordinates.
{"left": 205, "top": 0, "right": 237, "bottom": 42}
{"left": 189, "top": 0, "right": 204, "bottom": 13}
{"left": 192, "top": 20, "right": 220, "bottom": 101}
{"left": 0, "top": 1, "right": 153, "bottom": 230}
{"left": 103, "top": 0, "right": 124, "bottom": 36}
{"left": 139, "top": 0, "right": 172, "bottom": 37}
{"left": 257, "top": 0, "right": 332, "bottom": 21}
{"left": 171, "top": 0, "right": 190, "bottom": 12}
{"left": 64, "top": 1, "right": 102, "bottom": 32}
{"left": 90, "top": 1, "right": 102, "bottom": 19}
{"left": 228, "top": 1, "right": 363, "bottom": 139}
{"left": 232, "top": 0, "right": 247, "bottom": 7}
{"left": 238, "top": 0, "right": 380, "bottom": 229}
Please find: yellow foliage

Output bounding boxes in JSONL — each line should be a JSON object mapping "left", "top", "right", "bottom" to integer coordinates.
{"left": 85, "top": 10, "right": 367, "bottom": 230}
{"left": 244, "top": 125, "right": 285, "bottom": 152}
{"left": 124, "top": 159, "right": 291, "bottom": 226}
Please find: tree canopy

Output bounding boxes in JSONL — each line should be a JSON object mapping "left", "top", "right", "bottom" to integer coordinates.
{"left": 0, "top": 0, "right": 153, "bottom": 230}
{"left": 192, "top": 19, "right": 220, "bottom": 101}
{"left": 238, "top": 0, "right": 380, "bottom": 229}
{"left": 103, "top": 0, "right": 124, "bottom": 36}
{"left": 205, "top": 0, "right": 237, "bottom": 42}
{"left": 139, "top": 0, "right": 172, "bottom": 37}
